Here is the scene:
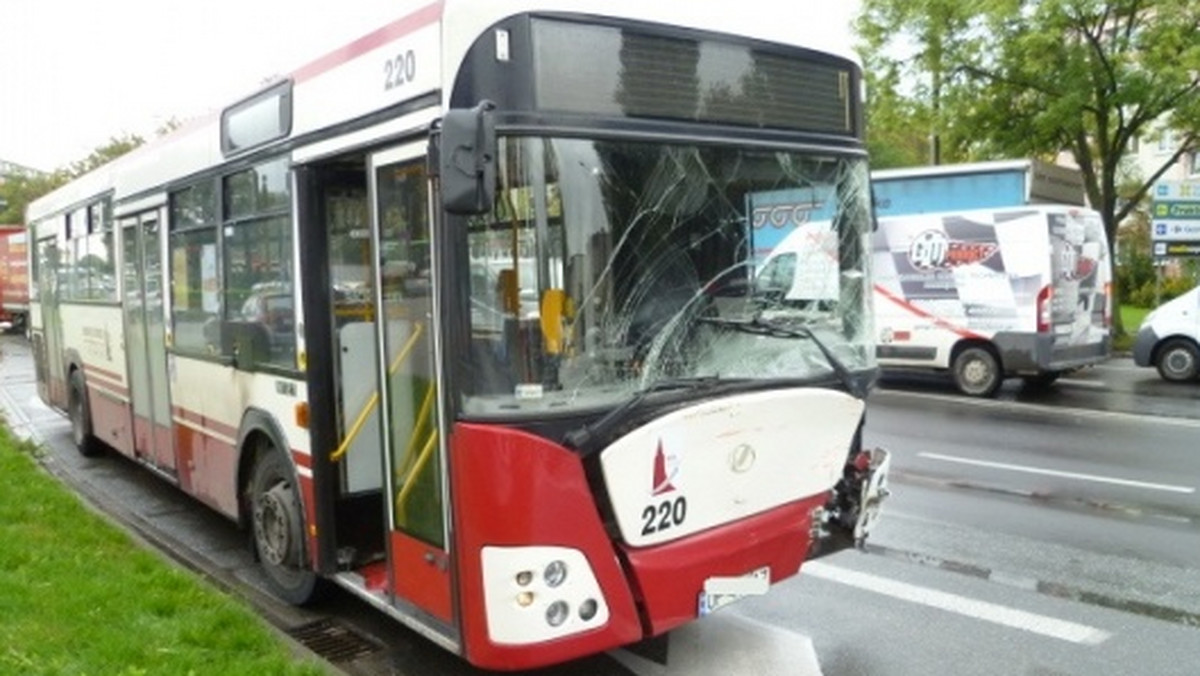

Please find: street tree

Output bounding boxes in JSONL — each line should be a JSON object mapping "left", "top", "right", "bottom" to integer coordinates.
{"left": 856, "top": 0, "right": 988, "bottom": 167}
{"left": 0, "top": 171, "right": 68, "bottom": 224}
{"left": 0, "top": 134, "right": 148, "bottom": 225}
{"left": 68, "top": 133, "right": 146, "bottom": 178}
{"left": 856, "top": 0, "right": 1200, "bottom": 336}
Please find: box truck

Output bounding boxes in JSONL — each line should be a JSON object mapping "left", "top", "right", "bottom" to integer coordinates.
{"left": 0, "top": 225, "right": 30, "bottom": 334}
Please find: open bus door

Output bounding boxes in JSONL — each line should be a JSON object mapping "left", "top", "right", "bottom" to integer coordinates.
{"left": 326, "top": 142, "right": 453, "bottom": 629}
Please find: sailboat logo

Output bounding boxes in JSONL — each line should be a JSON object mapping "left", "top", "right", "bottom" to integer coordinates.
{"left": 651, "top": 440, "right": 680, "bottom": 496}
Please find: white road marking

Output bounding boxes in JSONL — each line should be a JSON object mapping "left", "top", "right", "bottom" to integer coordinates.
{"left": 874, "top": 389, "right": 1200, "bottom": 430}
{"left": 918, "top": 452, "right": 1196, "bottom": 494}
{"left": 804, "top": 561, "right": 1111, "bottom": 645}
{"left": 1054, "top": 377, "right": 1107, "bottom": 389}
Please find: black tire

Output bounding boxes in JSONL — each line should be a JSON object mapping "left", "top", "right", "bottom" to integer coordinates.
{"left": 68, "top": 369, "right": 103, "bottom": 457}
{"left": 248, "top": 443, "right": 321, "bottom": 605}
{"left": 1155, "top": 338, "right": 1200, "bottom": 383}
{"left": 952, "top": 345, "right": 1003, "bottom": 397}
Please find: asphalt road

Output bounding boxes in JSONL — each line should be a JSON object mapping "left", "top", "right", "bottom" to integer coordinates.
{"left": 4, "top": 333, "right": 1199, "bottom": 675}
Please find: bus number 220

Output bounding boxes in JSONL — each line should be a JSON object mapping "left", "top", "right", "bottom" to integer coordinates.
{"left": 384, "top": 50, "right": 417, "bottom": 91}
{"left": 641, "top": 496, "right": 687, "bottom": 536}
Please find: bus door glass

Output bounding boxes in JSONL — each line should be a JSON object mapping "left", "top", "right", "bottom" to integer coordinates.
{"left": 367, "top": 143, "right": 450, "bottom": 621}
{"left": 121, "top": 212, "right": 176, "bottom": 472}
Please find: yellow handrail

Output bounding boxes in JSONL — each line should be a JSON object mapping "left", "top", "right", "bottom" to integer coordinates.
{"left": 395, "top": 383, "right": 437, "bottom": 479}
{"left": 329, "top": 321, "right": 425, "bottom": 462}
{"left": 395, "top": 428, "right": 439, "bottom": 523}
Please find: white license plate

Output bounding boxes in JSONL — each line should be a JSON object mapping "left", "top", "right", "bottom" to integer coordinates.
{"left": 697, "top": 566, "right": 770, "bottom": 616}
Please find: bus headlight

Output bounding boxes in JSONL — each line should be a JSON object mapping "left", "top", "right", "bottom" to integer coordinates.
{"left": 481, "top": 546, "right": 609, "bottom": 645}
{"left": 544, "top": 560, "right": 568, "bottom": 588}
{"left": 546, "top": 600, "right": 570, "bottom": 627}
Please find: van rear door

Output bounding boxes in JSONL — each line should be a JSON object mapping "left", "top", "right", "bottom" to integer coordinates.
{"left": 1046, "top": 209, "right": 1110, "bottom": 362}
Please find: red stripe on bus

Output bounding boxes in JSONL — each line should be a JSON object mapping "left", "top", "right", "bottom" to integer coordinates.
{"left": 292, "top": 451, "right": 312, "bottom": 469}
{"left": 873, "top": 284, "right": 983, "bottom": 340}
{"left": 84, "top": 363, "right": 125, "bottom": 384}
{"left": 292, "top": 2, "right": 444, "bottom": 84}
{"left": 171, "top": 405, "right": 240, "bottom": 441}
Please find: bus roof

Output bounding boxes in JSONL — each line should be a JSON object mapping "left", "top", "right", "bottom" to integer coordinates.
{"left": 28, "top": 0, "right": 860, "bottom": 223}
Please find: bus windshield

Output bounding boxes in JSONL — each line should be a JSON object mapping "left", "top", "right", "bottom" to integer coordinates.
{"left": 460, "top": 136, "right": 875, "bottom": 416}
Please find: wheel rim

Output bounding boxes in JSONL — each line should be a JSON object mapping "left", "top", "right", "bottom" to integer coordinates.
{"left": 254, "top": 480, "right": 296, "bottom": 567}
{"left": 963, "top": 357, "right": 991, "bottom": 387}
{"left": 1164, "top": 349, "right": 1195, "bottom": 378}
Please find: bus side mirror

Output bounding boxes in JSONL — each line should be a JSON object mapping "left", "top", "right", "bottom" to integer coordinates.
{"left": 440, "top": 101, "right": 496, "bottom": 215}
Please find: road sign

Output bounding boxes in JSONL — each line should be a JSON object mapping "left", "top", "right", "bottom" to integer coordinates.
{"left": 1153, "top": 241, "right": 1200, "bottom": 257}
{"left": 1151, "top": 181, "right": 1200, "bottom": 251}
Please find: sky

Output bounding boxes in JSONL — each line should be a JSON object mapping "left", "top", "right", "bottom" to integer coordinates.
{"left": 0, "top": 1, "right": 861, "bottom": 173}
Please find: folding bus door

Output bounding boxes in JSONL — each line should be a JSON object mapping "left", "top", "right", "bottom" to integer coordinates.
{"left": 365, "top": 143, "right": 452, "bottom": 624}
{"left": 121, "top": 211, "right": 176, "bottom": 474}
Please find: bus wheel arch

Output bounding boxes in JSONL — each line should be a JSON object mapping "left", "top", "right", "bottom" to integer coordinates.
{"left": 950, "top": 341, "right": 1003, "bottom": 397}
{"left": 237, "top": 415, "right": 322, "bottom": 605}
{"left": 1154, "top": 337, "right": 1200, "bottom": 383}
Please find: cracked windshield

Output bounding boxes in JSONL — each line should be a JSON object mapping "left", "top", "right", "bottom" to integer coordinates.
{"left": 461, "top": 137, "right": 875, "bottom": 414}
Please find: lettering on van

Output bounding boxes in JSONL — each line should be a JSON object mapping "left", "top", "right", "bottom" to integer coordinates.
{"left": 907, "top": 230, "right": 998, "bottom": 271}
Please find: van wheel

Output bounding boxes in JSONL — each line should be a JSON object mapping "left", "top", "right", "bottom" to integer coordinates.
{"left": 1156, "top": 339, "right": 1199, "bottom": 382}
{"left": 249, "top": 444, "right": 321, "bottom": 605}
{"left": 68, "top": 370, "right": 103, "bottom": 457}
{"left": 952, "top": 346, "right": 1002, "bottom": 397}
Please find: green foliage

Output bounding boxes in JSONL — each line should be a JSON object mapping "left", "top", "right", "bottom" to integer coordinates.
{"left": 1124, "top": 273, "right": 1196, "bottom": 308}
{"left": 67, "top": 133, "right": 146, "bottom": 178}
{"left": 0, "top": 171, "right": 69, "bottom": 224}
{"left": 856, "top": 0, "right": 1200, "bottom": 337}
{"left": 0, "top": 426, "right": 326, "bottom": 676}
{"left": 1, "top": 134, "right": 147, "bottom": 224}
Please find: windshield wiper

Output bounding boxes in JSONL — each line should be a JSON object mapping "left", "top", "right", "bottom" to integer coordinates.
{"left": 563, "top": 376, "right": 723, "bottom": 453}
{"left": 697, "top": 315, "right": 868, "bottom": 398}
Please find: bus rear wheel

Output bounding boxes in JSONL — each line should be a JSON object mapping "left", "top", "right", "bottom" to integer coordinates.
{"left": 249, "top": 445, "right": 321, "bottom": 605}
{"left": 68, "top": 369, "right": 103, "bottom": 457}
{"left": 952, "top": 346, "right": 1002, "bottom": 397}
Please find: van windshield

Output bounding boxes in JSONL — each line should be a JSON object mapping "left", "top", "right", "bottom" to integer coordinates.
{"left": 458, "top": 136, "right": 876, "bottom": 416}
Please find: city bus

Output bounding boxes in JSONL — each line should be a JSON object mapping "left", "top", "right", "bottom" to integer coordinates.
{"left": 25, "top": 1, "right": 890, "bottom": 670}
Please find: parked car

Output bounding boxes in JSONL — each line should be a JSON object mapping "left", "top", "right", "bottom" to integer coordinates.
{"left": 1132, "top": 287, "right": 1200, "bottom": 382}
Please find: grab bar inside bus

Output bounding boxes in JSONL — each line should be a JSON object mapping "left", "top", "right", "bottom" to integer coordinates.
{"left": 395, "top": 384, "right": 438, "bottom": 523}
{"left": 329, "top": 322, "right": 425, "bottom": 462}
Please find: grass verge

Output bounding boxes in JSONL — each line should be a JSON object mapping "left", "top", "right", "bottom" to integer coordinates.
{"left": 0, "top": 423, "right": 327, "bottom": 676}
{"left": 1112, "top": 306, "right": 1151, "bottom": 353}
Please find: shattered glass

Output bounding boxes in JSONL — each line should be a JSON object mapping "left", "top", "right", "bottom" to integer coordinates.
{"left": 460, "top": 137, "right": 874, "bottom": 416}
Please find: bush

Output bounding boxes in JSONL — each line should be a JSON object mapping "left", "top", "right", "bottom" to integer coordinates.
{"left": 1125, "top": 274, "right": 1196, "bottom": 308}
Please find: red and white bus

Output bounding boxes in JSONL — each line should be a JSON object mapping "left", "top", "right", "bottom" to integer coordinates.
{"left": 26, "top": 1, "right": 889, "bottom": 670}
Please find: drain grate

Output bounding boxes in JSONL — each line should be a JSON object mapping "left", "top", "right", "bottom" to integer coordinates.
{"left": 288, "top": 618, "right": 381, "bottom": 663}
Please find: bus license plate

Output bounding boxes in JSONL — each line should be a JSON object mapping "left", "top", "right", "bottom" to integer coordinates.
{"left": 697, "top": 566, "right": 770, "bottom": 616}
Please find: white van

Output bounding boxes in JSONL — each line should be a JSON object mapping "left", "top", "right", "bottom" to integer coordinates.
{"left": 1132, "top": 287, "right": 1200, "bottom": 382}
{"left": 757, "top": 205, "right": 1113, "bottom": 396}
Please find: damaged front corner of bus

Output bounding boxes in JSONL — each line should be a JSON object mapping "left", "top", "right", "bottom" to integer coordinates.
{"left": 807, "top": 445, "right": 892, "bottom": 559}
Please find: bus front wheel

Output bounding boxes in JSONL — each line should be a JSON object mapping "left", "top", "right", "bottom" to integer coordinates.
{"left": 249, "top": 445, "right": 321, "bottom": 605}
{"left": 952, "top": 346, "right": 1002, "bottom": 397}
{"left": 68, "top": 369, "right": 103, "bottom": 457}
